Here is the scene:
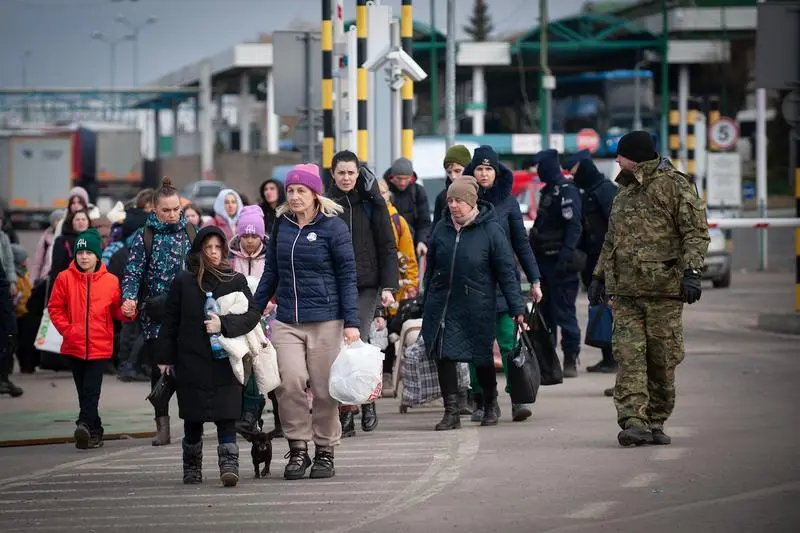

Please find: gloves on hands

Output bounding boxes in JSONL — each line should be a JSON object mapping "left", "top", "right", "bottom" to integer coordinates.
{"left": 680, "top": 269, "right": 702, "bottom": 304}
{"left": 588, "top": 276, "right": 606, "bottom": 305}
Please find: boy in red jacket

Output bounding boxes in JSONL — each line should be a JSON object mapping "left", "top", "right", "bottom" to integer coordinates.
{"left": 48, "top": 229, "right": 133, "bottom": 449}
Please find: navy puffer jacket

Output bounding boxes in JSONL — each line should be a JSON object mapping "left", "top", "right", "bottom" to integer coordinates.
{"left": 254, "top": 211, "right": 360, "bottom": 329}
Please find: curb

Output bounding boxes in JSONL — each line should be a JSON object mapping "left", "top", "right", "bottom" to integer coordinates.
{"left": 757, "top": 312, "right": 800, "bottom": 336}
{"left": 0, "top": 431, "right": 155, "bottom": 448}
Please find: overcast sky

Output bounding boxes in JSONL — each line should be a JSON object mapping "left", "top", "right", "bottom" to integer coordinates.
{"left": 0, "top": 0, "right": 590, "bottom": 88}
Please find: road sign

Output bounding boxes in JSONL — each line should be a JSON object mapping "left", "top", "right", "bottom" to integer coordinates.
{"left": 706, "top": 152, "right": 742, "bottom": 207}
{"left": 708, "top": 117, "right": 739, "bottom": 151}
{"left": 576, "top": 128, "right": 601, "bottom": 153}
{"left": 743, "top": 182, "right": 756, "bottom": 202}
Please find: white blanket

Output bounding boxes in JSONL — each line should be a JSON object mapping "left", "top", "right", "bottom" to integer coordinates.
{"left": 216, "top": 291, "right": 281, "bottom": 395}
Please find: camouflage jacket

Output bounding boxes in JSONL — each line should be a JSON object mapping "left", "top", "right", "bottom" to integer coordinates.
{"left": 594, "top": 157, "right": 709, "bottom": 297}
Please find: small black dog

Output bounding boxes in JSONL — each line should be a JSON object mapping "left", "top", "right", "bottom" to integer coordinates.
{"left": 251, "top": 431, "right": 273, "bottom": 479}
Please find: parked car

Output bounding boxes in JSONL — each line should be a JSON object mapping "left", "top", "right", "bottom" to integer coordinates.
{"left": 182, "top": 180, "right": 225, "bottom": 215}
{"left": 704, "top": 226, "right": 731, "bottom": 288}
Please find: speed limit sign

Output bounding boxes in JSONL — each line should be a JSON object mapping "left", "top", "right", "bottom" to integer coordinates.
{"left": 708, "top": 117, "right": 739, "bottom": 151}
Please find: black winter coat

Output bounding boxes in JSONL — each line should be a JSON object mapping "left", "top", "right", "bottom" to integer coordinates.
{"left": 386, "top": 178, "right": 431, "bottom": 246}
{"left": 155, "top": 269, "right": 261, "bottom": 422}
{"left": 422, "top": 201, "right": 525, "bottom": 367}
{"left": 48, "top": 232, "right": 77, "bottom": 288}
{"left": 330, "top": 183, "right": 398, "bottom": 291}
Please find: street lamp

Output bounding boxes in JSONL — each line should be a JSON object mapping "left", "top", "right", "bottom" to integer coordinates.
{"left": 115, "top": 14, "right": 157, "bottom": 87}
{"left": 92, "top": 31, "right": 135, "bottom": 89}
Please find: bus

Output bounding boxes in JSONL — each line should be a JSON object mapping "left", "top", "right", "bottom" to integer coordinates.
{"left": 553, "top": 69, "right": 659, "bottom": 156}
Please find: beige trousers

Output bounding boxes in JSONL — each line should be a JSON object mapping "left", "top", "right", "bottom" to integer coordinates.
{"left": 271, "top": 319, "right": 344, "bottom": 447}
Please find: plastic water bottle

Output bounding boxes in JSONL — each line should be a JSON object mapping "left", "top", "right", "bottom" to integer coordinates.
{"left": 204, "top": 292, "right": 227, "bottom": 360}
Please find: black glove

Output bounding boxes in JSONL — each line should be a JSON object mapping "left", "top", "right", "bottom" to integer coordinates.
{"left": 588, "top": 276, "right": 606, "bottom": 305}
{"left": 5, "top": 334, "right": 17, "bottom": 357}
{"left": 680, "top": 269, "right": 702, "bottom": 304}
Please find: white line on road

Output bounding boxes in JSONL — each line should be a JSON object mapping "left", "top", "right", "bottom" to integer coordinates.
{"left": 622, "top": 473, "right": 660, "bottom": 488}
{"left": 651, "top": 447, "right": 688, "bottom": 461}
{"left": 565, "top": 501, "right": 618, "bottom": 519}
{"left": 0, "top": 499, "right": 386, "bottom": 514}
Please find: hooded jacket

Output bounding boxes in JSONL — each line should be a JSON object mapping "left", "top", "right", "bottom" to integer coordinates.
{"left": 229, "top": 235, "right": 268, "bottom": 280}
{"left": 208, "top": 189, "right": 244, "bottom": 241}
{"left": 258, "top": 179, "right": 286, "bottom": 235}
{"left": 48, "top": 262, "right": 131, "bottom": 360}
{"left": 572, "top": 158, "right": 617, "bottom": 259}
{"left": 122, "top": 212, "right": 194, "bottom": 340}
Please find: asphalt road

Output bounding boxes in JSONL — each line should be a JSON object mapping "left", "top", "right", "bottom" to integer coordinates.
{"left": 0, "top": 272, "right": 797, "bottom": 533}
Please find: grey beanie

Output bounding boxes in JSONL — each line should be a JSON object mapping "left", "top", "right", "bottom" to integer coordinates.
{"left": 390, "top": 157, "right": 414, "bottom": 177}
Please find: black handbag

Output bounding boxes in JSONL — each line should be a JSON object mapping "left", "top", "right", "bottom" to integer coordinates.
{"left": 507, "top": 325, "right": 542, "bottom": 404}
{"left": 146, "top": 371, "right": 175, "bottom": 413}
{"left": 525, "top": 304, "right": 563, "bottom": 386}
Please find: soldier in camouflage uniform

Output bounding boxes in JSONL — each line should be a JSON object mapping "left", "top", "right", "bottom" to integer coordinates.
{"left": 589, "top": 131, "right": 709, "bottom": 447}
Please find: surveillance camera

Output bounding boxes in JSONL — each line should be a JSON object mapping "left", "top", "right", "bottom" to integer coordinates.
{"left": 390, "top": 75, "right": 406, "bottom": 91}
{"left": 388, "top": 48, "right": 427, "bottom": 82}
{"left": 363, "top": 44, "right": 393, "bottom": 72}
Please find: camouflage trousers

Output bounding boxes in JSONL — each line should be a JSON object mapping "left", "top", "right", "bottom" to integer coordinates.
{"left": 612, "top": 296, "right": 685, "bottom": 431}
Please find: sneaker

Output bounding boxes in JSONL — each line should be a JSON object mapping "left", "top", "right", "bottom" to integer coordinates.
{"left": 74, "top": 423, "right": 91, "bottom": 449}
{"left": 88, "top": 427, "right": 105, "bottom": 449}
{"left": 0, "top": 380, "right": 23, "bottom": 397}
{"left": 309, "top": 447, "right": 335, "bottom": 479}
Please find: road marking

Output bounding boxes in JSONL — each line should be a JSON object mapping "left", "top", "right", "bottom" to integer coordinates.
{"left": 0, "top": 499, "right": 387, "bottom": 514}
{"left": 622, "top": 473, "right": 660, "bottom": 488}
{"left": 651, "top": 447, "right": 688, "bottom": 461}
{"left": 565, "top": 501, "right": 618, "bottom": 519}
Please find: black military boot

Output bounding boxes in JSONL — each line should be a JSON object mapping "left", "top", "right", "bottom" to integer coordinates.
{"left": 651, "top": 428, "right": 672, "bottom": 445}
{"left": 563, "top": 354, "right": 579, "bottom": 378}
{"left": 603, "top": 387, "right": 614, "bottom": 397}
{"left": 456, "top": 390, "right": 473, "bottom": 415}
{"left": 217, "top": 443, "right": 240, "bottom": 487}
{"left": 481, "top": 393, "right": 499, "bottom": 427}
{"left": 182, "top": 439, "right": 203, "bottom": 484}
{"left": 617, "top": 424, "right": 653, "bottom": 447}
{"left": 361, "top": 402, "right": 378, "bottom": 432}
{"left": 340, "top": 410, "right": 356, "bottom": 438}
{"left": 0, "top": 379, "right": 23, "bottom": 397}
{"left": 309, "top": 446, "right": 335, "bottom": 479}
{"left": 283, "top": 440, "right": 312, "bottom": 480}
{"left": 470, "top": 393, "right": 484, "bottom": 422}
{"left": 435, "top": 394, "right": 462, "bottom": 431}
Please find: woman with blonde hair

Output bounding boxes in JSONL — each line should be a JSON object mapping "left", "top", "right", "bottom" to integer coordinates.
{"left": 254, "top": 163, "right": 360, "bottom": 481}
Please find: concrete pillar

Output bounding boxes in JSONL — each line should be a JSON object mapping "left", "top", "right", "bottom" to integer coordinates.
{"left": 266, "top": 68, "right": 279, "bottom": 154}
{"left": 678, "top": 65, "right": 690, "bottom": 172}
{"left": 239, "top": 72, "right": 252, "bottom": 153}
{"left": 200, "top": 60, "right": 214, "bottom": 180}
{"left": 471, "top": 66, "right": 486, "bottom": 136}
{"left": 153, "top": 107, "right": 161, "bottom": 160}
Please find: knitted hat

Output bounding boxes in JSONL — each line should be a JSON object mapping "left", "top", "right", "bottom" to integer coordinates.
{"left": 284, "top": 163, "right": 324, "bottom": 196}
{"left": 447, "top": 176, "right": 479, "bottom": 208}
{"left": 471, "top": 145, "right": 499, "bottom": 173}
{"left": 68, "top": 186, "right": 89, "bottom": 206}
{"left": 50, "top": 208, "right": 66, "bottom": 226}
{"left": 616, "top": 131, "right": 657, "bottom": 163}
{"left": 562, "top": 149, "right": 592, "bottom": 170}
{"left": 443, "top": 144, "right": 472, "bottom": 169}
{"left": 73, "top": 229, "right": 103, "bottom": 260}
{"left": 390, "top": 157, "right": 414, "bottom": 177}
{"left": 237, "top": 205, "right": 265, "bottom": 237}
{"left": 11, "top": 244, "right": 28, "bottom": 266}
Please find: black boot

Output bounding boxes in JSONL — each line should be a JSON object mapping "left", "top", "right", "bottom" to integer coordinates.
{"left": 340, "top": 410, "right": 356, "bottom": 438}
{"left": 651, "top": 429, "right": 672, "bottom": 445}
{"left": 563, "top": 354, "right": 579, "bottom": 378}
{"left": 74, "top": 422, "right": 91, "bottom": 450}
{"left": 470, "top": 393, "right": 484, "bottom": 422}
{"left": 361, "top": 402, "right": 378, "bottom": 432}
{"left": 435, "top": 394, "right": 462, "bottom": 431}
{"left": 152, "top": 416, "right": 171, "bottom": 446}
{"left": 309, "top": 446, "right": 335, "bottom": 479}
{"left": 586, "top": 360, "right": 617, "bottom": 373}
{"left": 217, "top": 443, "right": 239, "bottom": 487}
{"left": 182, "top": 439, "right": 203, "bottom": 484}
{"left": 617, "top": 424, "right": 653, "bottom": 447}
{"left": 283, "top": 440, "right": 312, "bottom": 480}
{"left": 456, "top": 390, "right": 472, "bottom": 415}
{"left": 481, "top": 394, "right": 499, "bottom": 427}
{"left": 0, "top": 380, "right": 23, "bottom": 398}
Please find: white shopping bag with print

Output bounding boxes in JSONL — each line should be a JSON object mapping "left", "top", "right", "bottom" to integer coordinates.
{"left": 329, "top": 340, "right": 385, "bottom": 405}
{"left": 34, "top": 309, "right": 63, "bottom": 354}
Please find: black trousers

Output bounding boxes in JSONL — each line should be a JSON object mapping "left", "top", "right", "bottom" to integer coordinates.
{"left": 142, "top": 339, "right": 169, "bottom": 417}
{"left": 70, "top": 357, "right": 105, "bottom": 429}
{"left": 437, "top": 359, "right": 496, "bottom": 399}
{"left": 184, "top": 419, "right": 237, "bottom": 445}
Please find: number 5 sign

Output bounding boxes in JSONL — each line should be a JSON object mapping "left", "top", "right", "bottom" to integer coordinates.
{"left": 708, "top": 117, "right": 739, "bottom": 151}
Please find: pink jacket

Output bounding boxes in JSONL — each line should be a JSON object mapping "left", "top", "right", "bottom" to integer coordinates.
{"left": 30, "top": 227, "right": 55, "bottom": 281}
{"left": 205, "top": 215, "right": 236, "bottom": 242}
{"left": 229, "top": 236, "right": 267, "bottom": 280}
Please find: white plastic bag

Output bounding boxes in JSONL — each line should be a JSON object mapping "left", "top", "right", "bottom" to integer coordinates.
{"left": 329, "top": 340, "right": 385, "bottom": 405}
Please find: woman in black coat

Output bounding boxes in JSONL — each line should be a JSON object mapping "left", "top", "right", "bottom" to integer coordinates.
{"left": 155, "top": 226, "right": 261, "bottom": 488}
{"left": 422, "top": 178, "right": 526, "bottom": 431}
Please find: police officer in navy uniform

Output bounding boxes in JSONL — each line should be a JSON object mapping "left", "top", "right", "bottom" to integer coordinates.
{"left": 563, "top": 149, "right": 618, "bottom": 374}
{"left": 529, "top": 149, "right": 584, "bottom": 377}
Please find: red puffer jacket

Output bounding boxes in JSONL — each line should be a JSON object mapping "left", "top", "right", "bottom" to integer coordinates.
{"left": 48, "top": 261, "right": 132, "bottom": 360}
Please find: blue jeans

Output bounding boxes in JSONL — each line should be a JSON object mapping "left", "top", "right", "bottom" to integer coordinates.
{"left": 539, "top": 261, "right": 581, "bottom": 358}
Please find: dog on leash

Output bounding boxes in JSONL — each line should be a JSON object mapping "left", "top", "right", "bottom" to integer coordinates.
{"left": 251, "top": 431, "right": 273, "bottom": 478}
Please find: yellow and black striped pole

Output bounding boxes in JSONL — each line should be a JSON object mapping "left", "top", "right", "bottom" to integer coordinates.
{"left": 708, "top": 97, "right": 721, "bottom": 152}
{"left": 401, "top": 0, "right": 414, "bottom": 160}
{"left": 686, "top": 97, "right": 699, "bottom": 181}
{"left": 322, "top": 0, "right": 334, "bottom": 187}
{"left": 357, "top": 0, "right": 368, "bottom": 163}
{"left": 668, "top": 96, "right": 680, "bottom": 166}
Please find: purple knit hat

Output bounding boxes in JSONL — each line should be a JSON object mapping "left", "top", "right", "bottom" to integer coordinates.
{"left": 284, "top": 163, "right": 324, "bottom": 196}
{"left": 236, "top": 205, "right": 265, "bottom": 237}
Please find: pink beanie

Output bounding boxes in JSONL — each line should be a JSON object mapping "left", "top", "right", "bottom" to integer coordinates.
{"left": 68, "top": 186, "right": 89, "bottom": 206}
{"left": 284, "top": 163, "right": 324, "bottom": 196}
{"left": 236, "top": 205, "right": 265, "bottom": 237}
